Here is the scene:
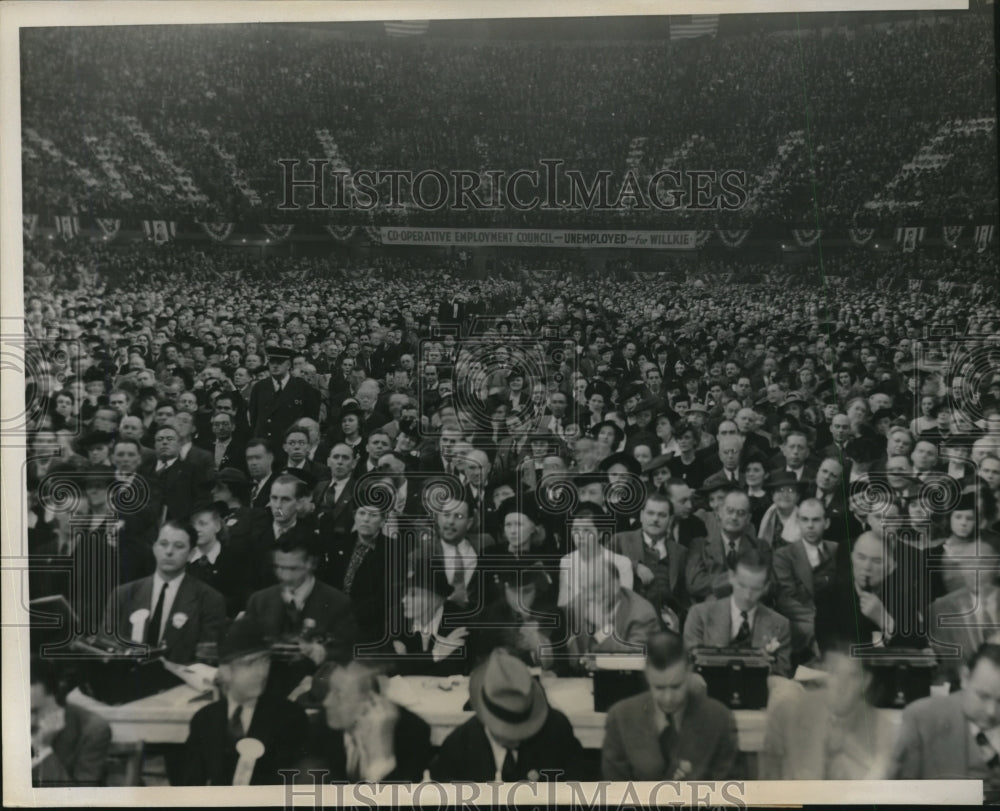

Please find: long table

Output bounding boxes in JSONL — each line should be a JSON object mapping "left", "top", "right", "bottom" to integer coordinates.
{"left": 69, "top": 674, "right": 899, "bottom": 753}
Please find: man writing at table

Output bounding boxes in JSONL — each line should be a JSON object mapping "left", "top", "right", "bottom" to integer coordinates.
{"left": 602, "top": 630, "right": 741, "bottom": 780}
{"left": 181, "top": 618, "right": 309, "bottom": 785}
{"left": 102, "top": 520, "right": 226, "bottom": 664}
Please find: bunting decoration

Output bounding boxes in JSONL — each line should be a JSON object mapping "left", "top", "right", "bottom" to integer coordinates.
{"left": 95, "top": 218, "right": 121, "bottom": 240}
{"left": 717, "top": 229, "right": 750, "bottom": 248}
{"left": 894, "top": 226, "right": 925, "bottom": 253}
{"left": 54, "top": 215, "right": 80, "bottom": 239}
{"left": 263, "top": 224, "right": 295, "bottom": 242}
{"left": 938, "top": 280, "right": 955, "bottom": 294}
{"left": 908, "top": 279, "right": 924, "bottom": 293}
{"left": 198, "top": 222, "right": 234, "bottom": 243}
{"left": 942, "top": 225, "right": 964, "bottom": 247}
{"left": 848, "top": 227, "right": 875, "bottom": 246}
{"left": 792, "top": 229, "right": 822, "bottom": 248}
{"left": 975, "top": 224, "right": 995, "bottom": 254}
{"left": 23, "top": 213, "right": 38, "bottom": 240}
{"left": 142, "top": 220, "right": 177, "bottom": 244}
{"left": 363, "top": 226, "right": 382, "bottom": 244}
{"left": 695, "top": 230, "right": 713, "bottom": 247}
{"left": 325, "top": 225, "right": 358, "bottom": 242}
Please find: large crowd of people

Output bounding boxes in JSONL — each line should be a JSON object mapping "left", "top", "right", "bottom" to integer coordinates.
{"left": 20, "top": 10, "right": 997, "bottom": 227}
{"left": 21, "top": 234, "right": 1000, "bottom": 788}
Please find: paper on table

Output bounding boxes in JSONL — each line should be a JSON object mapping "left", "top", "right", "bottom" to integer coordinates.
{"left": 592, "top": 654, "right": 645, "bottom": 671}
{"left": 162, "top": 660, "right": 218, "bottom": 692}
{"left": 793, "top": 664, "right": 830, "bottom": 682}
{"left": 383, "top": 675, "right": 421, "bottom": 708}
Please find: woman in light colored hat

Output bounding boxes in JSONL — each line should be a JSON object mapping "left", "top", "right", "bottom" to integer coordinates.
{"left": 429, "top": 648, "right": 585, "bottom": 782}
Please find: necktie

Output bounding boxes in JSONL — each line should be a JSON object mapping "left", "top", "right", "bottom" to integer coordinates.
{"left": 147, "top": 582, "right": 168, "bottom": 645}
{"left": 815, "top": 544, "right": 826, "bottom": 566}
{"left": 250, "top": 480, "right": 261, "bottom": 503}
{"left": 501, "top": 748, "right": 519, "bottom": 782}
{"left": 726, "top": 540, "right": 738, "bottom": 570}
{"left": 976, "top": 731, "right": 1000, "bottom": 769}
{"left": 228, "top": 704, "right": 245, "bottom": 742}
{"left": 451, "top": 552, "right": 466, "bottom": 589}
{"left": 284, "top": 598, "right": 301, "bottom": 635}
{"left": 658, "top": 723, "right": 678, "bottom": 777}
{"left": 733, "top": 610, "right": 752, "bottom": 646}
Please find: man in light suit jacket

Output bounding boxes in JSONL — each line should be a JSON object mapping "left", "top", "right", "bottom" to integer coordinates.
{"left": 928, "top": 558, "right": 1000, "bottom": 688}
{"left": 772, "top": 498, "right": 841, "bottom": 659}
{"left": 613, "top": 492, "right": 689, "bottom": 631}
{"left": 102, "top": 521, "right": 226, "bottom": 665}
{"left": 564, "top": 559, "right": 660, "bottom": 666}
{"left": 684, "top": 549, "right": 792, "bottom": 678}
{"left": 31, "top": 658, "right": 111, "bottom": 787}
{"left": 602, "top": 631, "right": 741, "bottom": 780}
{"left": 890, "top": 642, "right": 1000, "bottom": 799}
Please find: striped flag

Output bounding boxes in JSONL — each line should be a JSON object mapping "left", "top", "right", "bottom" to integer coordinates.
{"left": 143, "top": 220, "right": 177, "bottom": 245}
{"left": 670, "top": 15, "right": 719, "bottom": 40}
{"left": 54, "top": 215, "right": 79, "bottom": 239}
{"left": 384, "top": 20, "right": 429, "bottom": 37}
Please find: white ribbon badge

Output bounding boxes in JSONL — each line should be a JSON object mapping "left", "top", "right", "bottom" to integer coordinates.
{"left": 129, "top": 609, "right": 150, "bottom": 643}
{"left": 232, "top": 737, "right": 265, "bottom": 785}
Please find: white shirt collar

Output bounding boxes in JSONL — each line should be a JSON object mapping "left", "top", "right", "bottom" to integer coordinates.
{"left": 180, "top": 441, "right": 192, "bottom": 459}
{"left": 189, "top": 540, "right": 222, "bottom": 564}
{"left": 642, "top": 530, "right": 668, "bottom": 557}
{"left": 483, "top": 726, "right": 517, "bottom": 781}
{"left": 283, "top": 575, "right": 315, "bottom": 611}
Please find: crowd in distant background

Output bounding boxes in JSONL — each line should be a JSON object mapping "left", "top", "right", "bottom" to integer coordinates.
{"left": 20, "top": 10, "right": 997, "bottom": 227}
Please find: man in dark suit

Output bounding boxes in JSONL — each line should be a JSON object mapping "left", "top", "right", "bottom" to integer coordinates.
{"left": 242, "top": 533, "right": 358, "bottom": 696}
{"left": 102, "top": 521, "right": 226, "bottom": 664}
{"left": 684, "top": 548, "right": 793, "bottom": 678}
{"left": 208, "top": 411, "right": 247, "bottom": 474}
{"left": 314, "top": 443, "right": 359, "bottom": 542}
{"left": 281, "top": 425, "right": 329, "bottom": 486}
{"left": 430, "top": 649, "right": 587, "bottom": 782}
{"left": 685, "top": 490, "right": 771, "bottom": 602}
{"left": 142, "top": 424, "right": 213, "bottom": 523}
{"left": 245, "top": 438, "right": 279, "bottom": 512}
{"left": 613, "top": 492, "right": 689, "bottom": 631}
{"left": 180, "top": 618, "right": 309, "bottom": 785}
{"left": 811, "top": 456, "right": 851, "bottom": 542}
{"left": 602, "top": 631, "right": 741, "bottom": 780}
{"left": 773, "top": 498, "right": 841, "bottom": 662}
{"left": 31, "top": 657, "right": 111, "bottom": 787}
{"left": 769, "top": 430, "right": 819, "bottom": 483}
{"left": 297, "top": 660, "right": 431, "bottom": 783}
{"left": 890, "top": 642, "right": 1000, "bottom": 800}
{"left": 248, "top": 346, "right": 320, "bottom": 445}
{"left": 174, "top": 411, "right": 216, "bottom": 482}
{"left": 110, "top": 437, "right": 161, "bottom": 548}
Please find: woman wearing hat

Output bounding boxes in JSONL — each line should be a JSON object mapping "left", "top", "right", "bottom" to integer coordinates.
{"left": 758, "top": 472, "right": 806, "bottom": 550}
{"left": 557, "top": 503, "right": 634, "bottom": 608}
{"left": 928, "top": 492, "right": 1000, "bottom": 600}
{"left": 429, "top": 648, "right": 586, "bottom": 782}
{"left": 337, "top": 402, "right": 365, "bottom": 451}
{"left": 666, "top": 421, "right": 705, "bottom": 489}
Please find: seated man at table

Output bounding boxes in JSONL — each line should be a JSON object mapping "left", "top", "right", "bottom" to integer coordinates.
{"left": 31, "top": 657, "right": 111, "bottom": 787}
{"left": 890, "top": 641, "right": 1000, "bottom": 800}
{"left": 430, "top": 648, "right": 587, "bottom": 782}
{"left": 102, "top": 520, "right": 226, "bottom": 665}
{"left": 601, "top": 630, "right": 741, "bottom": 780}
{"left": 383, "top": 567, "right": 473, "bottom": 676}
{"left": 760, "top": 638, "right": 898, "bottom": 779}
{"left": 242, "top": 533, "right": 357, "bottom": 697}
{"left": 683, "top": 547, "right": 792, "bottom": 678}
{"left": 295, "top": 660, "right": 431, "bottom": 783}
{"left": 180, "top": 618, "right": 309, "bottom": 785}
{"left": 563, "top": 558, "right": 660, "bottom": 671}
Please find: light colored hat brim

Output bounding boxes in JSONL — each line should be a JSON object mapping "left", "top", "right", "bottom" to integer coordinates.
{"left": 468, "top": 660, "right": 549, "bottom": 742}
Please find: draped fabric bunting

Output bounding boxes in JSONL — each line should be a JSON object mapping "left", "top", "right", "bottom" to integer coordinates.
{"left": 23, "top": 213, "right": 38, "bottom": 240}
{"left": 717, "top": 229, "right": 750, "bottom": 248}
{"left": 54, "top": 215, "right": 80, "bottom": 239}
{"left": 792, "top": 228, "right": 822, "bottom": 247}
{"left": 942, "top": 225, "right": 964, "bottom": 247}
{"left": 96, "top": 218, "right": 121, "bottom": 240}
{"left": 848, "top": 227, "right": 875, "bottom": 246}
{"left": 143, "top": 220, "right": 177, "bottom": 244}
{"left": 975, "top": 224, "right": 996, "bottom": 253}
{"left": 363, "top": 226, "right": 382, "bottom": 243}
{"left": 894, "top": 226, "right": 925, "bottom": 253}
{"left": 695, "top": 230, "right": 713, "bottom": 247}
{"left": 324, "top": 225, "right": 357, "bottom": 242}
{"left": 198, "top": 222, "right": 234, "bottom": 243}
{"left": 908, "top": 279, "right": 924, "bottom": 292}
{"left": 263, "top": 224, "right": 295, "bottom": 242}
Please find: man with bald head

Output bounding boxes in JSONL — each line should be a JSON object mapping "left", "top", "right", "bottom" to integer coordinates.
{"left": 735, "top": 407, "right": 771, "bottom": 457}
{"left": 699, "top": 435, "right": 746, "bottom": 490}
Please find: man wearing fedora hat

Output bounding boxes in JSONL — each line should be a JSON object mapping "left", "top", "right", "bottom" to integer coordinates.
{"left": 180, "top": 618, "right": 309, "bottom": 785}
{"left": 430, "top": 648, "right": 586, "bottom": 782}
{"left": 248, "top": 345, "right": 320, "bottom": 445}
